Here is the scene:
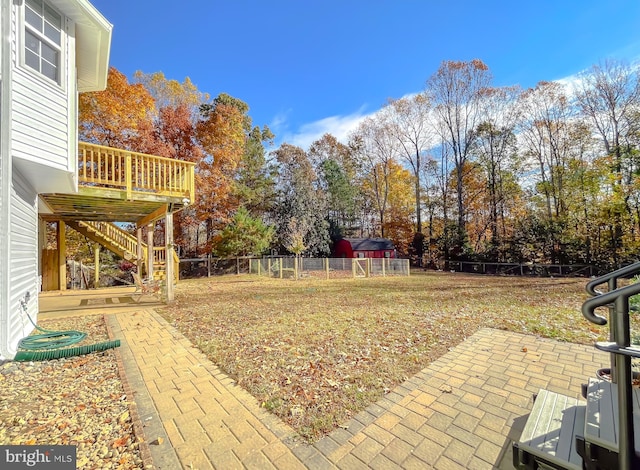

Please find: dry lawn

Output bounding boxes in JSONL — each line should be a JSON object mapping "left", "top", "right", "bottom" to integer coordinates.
{"left": 159, "top": 271, "right": 608, "bottom": 441}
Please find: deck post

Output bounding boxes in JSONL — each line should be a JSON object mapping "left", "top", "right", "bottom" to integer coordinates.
{"left": 136, "top": 227, "right": 143, "bottom": 276}
{"left": 165, "top": 212, "right": 174, "bottom": 303}
{"left": 94, "top": 244, "right": 100, "bottom": 288}
{"left": 146, "top": 224, "right": 154, "bottom": 281}
{"left": 58, "top": 221, "right": 66, "bottom": 290}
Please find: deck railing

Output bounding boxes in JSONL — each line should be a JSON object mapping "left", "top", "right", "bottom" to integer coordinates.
{"left": 81, "top": 221, "right": 144, "bottom": 260}
{"left": 78, "top": 142, "right": 196, "bottom": 203}
{"left": 153, "top": 246, "right": 180, "bottom": 282}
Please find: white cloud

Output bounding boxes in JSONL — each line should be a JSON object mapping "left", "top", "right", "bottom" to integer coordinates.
{"left": 276, "top": 107, "right": 372, "bottom": 150}
{"left": 270, "top": 91, "right": 429, "bottom": 151}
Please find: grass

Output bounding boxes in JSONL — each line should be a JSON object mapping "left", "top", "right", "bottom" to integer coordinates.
{"left": 159, "top": 271, "right": 611, "bottom": 442}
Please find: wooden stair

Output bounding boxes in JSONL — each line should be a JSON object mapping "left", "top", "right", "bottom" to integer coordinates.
{"left": 66, "top": 221, "right": 177, "bottom": 283}
{"left": 66, "top": 221, "right": 143, "bottom": 261}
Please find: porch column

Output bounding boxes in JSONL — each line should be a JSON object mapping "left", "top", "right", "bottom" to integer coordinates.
{"left": 57, "top": 221, "right": 66, "bottom": 290}
{"left": 146, "top": 224, "right": 154, "bottom": 281}
{"left": 165, "top": 212, "right": 174, "bottom": 303}
{"left": 94, "top": 244, "right": 100, "bottom": 288}
{"left": 136, "top": 227, "right": 143, "bottom": 276}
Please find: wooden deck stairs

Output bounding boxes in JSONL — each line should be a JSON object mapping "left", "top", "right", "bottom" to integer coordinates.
{"left": 65, "top": 220, "right": 178, "bottom": 283}
{"left": 513, "top": 262, "right": 640, "bottom": 470}
{"left": 39, "top": 142, "right": 193, "bottom": 292}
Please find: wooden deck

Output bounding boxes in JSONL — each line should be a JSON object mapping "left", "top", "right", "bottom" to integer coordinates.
{"left": 40, "top": 142, "right": 195, "bottom": 224}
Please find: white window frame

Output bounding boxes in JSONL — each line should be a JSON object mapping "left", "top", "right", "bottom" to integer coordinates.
{"left": 21, "top": 0, "right": 65, "bottom": 87}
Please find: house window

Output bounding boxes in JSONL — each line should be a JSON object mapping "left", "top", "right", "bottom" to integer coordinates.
{"left": 24, "top": 0, "right": 62, "bottom": 83}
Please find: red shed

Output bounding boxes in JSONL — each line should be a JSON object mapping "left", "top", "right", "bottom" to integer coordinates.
{"left": 333, "top": 238, "right": 395, "bottom": 258}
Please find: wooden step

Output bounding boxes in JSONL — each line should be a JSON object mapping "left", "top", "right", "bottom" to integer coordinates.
{"left": 514, "top": 389, "right": 585, "bottom": 470}
{"left": 584, "top": 377, "right": 640, "bottom": 453}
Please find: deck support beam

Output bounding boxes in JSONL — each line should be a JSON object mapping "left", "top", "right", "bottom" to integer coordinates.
{"left": 136, "top": 227, "right": 143, "bottom": 276}
{"left": 94, "top": 244, "right": 100, "bottom": 288}
{"left": 146, "top": 224, "right": 154, "bottom": 282}
{"left": 57, "top": 221, "right": 66, "bottom": 290}
{"left": 165, "top": 211, "right": 174, "bottom": 303}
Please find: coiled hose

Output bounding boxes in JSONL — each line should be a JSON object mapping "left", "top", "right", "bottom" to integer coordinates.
{"left": 15, "top": 293, "right": 120, "bottom": 361}
{"left": 18, "top": 324, "right": 87, "bottom": 351}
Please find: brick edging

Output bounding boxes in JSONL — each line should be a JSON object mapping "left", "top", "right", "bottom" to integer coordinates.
{"left": 104, "top": 313, "right": 155, "bottom": 469}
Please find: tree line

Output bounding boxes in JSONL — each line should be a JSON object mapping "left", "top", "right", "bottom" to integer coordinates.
{"left": 79, "top": 60, "right": 640, "bottom": 271}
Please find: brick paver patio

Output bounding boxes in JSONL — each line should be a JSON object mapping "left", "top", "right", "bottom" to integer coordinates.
{"left": 104, "top": 309, "right": 608, "bottom": 469}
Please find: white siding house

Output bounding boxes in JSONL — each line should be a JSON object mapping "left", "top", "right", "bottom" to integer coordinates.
{"left": 0, "top": 0, "right": 111, "bottom": 360}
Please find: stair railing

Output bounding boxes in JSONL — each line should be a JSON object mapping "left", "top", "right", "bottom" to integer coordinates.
{"left": 82, "top": 221, "right": 143, "bottom": 260}
{"left": 153, "top": 247, "right": 179, "bottom": 283}
{"left": 582, "top": 281, "right": 640, "bottom": 470}
{"left": 585, "top": 261, "right": 640, "bottom": 383}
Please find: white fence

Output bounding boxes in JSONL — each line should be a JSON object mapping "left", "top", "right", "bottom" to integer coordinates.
{"left": 249, "top": 257, "right": 410, "bottom": 279}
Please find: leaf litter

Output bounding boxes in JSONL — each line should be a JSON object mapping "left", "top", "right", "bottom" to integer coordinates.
{"left": 160, "top": 272, "right": 616, "bottom": 442}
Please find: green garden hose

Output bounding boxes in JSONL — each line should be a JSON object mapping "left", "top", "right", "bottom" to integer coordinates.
{"left": 15, "top": 294, "right": 120, "bottom": 361}
{"left": 18, "top": 326, "right": 87, "bottom": 351}
{"left": 13, "top": 340, "right": 121, "bottom": 362}
{"left": 17, "top": 305, "right": 87, "bottom": 351}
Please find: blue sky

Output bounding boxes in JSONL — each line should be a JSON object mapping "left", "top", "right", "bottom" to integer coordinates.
{"left": 90, "top": 0, "right": 640, "bottom": 149}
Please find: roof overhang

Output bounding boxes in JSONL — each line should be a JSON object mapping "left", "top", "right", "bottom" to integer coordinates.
{"left": 50, "top": 0, "right": 113, "bottom": 92}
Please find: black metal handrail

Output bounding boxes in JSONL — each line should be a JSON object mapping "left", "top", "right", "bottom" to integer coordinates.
{"left": 582, "top": 281, "right": 640, "bottom": 470}
{"left": 584, "top": 260, "right": 640, "bottom": 383}
{"left": 585, "top": 260, "right": 640, "bottom": 296}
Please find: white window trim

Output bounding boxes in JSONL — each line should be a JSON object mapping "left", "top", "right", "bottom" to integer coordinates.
{"left": 19, "top": 0, "right": 67, "bottom": 90}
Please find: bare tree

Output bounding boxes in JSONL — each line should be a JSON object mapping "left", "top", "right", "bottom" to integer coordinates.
{"left": 518, "top": 81, "right": 574, "bottom": 222}
{"left": 575, "top": 60, "right": 640, "bottom": 263}
{"left": 426, "top": 59, "right": 493, "bottom": 253}
{"left": 473, "top": 85, "right": 522, "bottom": 256}
{"left": 380, "top": 93, "right": 434, "bottom": 234}
{"left": 350, "top": 116, "right": 401, "bottom": 238}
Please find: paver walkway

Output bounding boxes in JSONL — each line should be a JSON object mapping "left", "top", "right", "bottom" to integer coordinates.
{"left": 107, "top": 309, "right": 608, "bottom": 469}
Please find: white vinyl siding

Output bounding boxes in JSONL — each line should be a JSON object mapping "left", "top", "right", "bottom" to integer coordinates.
{"left": 11, "top": 3, "right": 71, "bottom": 171}
{"left": 8, "top": 170, "right": 39, "bottom": 355}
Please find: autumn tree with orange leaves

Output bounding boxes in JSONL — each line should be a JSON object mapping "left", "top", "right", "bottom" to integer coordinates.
{"left": 79, "top": 67, "right": 155, "bottom": 149}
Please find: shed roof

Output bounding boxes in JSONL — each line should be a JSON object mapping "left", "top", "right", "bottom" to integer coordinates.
{"left": 346, "top": 238, "right": 395, "bottom": 251}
